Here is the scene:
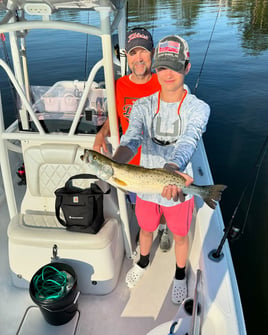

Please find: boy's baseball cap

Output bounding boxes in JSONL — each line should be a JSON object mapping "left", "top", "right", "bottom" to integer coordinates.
{"left": 152, "top": 35, "right": 190, "bottom": 73}
{"left": 126, "top": 27, "right": 154, "bottom": 53}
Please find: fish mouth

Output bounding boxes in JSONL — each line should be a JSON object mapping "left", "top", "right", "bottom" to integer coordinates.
{"left": 80, "top": 149, "right": 92, "bottom": 163}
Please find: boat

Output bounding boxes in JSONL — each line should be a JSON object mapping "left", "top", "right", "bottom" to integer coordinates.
{"left": 0, "top": 1, "right": 246, "bottom": 334}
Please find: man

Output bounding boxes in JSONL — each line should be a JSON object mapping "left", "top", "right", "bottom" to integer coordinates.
{"left": 93, "top": 27, "right": 170, "bottom": 250}
{"left": 113, "top": 35, "right": 210, "bottom": 304}
{"left": 93, "top": 27, "right": 159, "bottom": 162}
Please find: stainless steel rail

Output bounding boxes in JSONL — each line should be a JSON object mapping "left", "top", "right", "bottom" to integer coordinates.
{"left": 190, "top": 269, "right": 202, "bottom": 335}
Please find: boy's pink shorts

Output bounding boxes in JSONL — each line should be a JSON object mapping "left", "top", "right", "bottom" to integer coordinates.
{"left": 135, "top": 196, "right": 195, "bottom": 236}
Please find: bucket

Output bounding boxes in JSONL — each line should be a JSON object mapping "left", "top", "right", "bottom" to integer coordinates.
{"left": 29, "top": 262, "right": 79, "bottom": 326}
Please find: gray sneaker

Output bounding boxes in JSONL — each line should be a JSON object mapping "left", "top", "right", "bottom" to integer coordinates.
{"left": 159, "top": 228, "right": 171, "bottom": 252}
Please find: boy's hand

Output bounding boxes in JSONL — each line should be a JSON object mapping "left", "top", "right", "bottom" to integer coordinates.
{"left": 161, "top": 171, "right": 193, "bottom": 202}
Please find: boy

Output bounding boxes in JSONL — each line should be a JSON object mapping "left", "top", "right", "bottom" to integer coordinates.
{"left": 113, "top": 35, "right": 210, "bottom": 303}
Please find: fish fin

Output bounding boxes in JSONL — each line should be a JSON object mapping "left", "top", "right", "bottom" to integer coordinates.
{"left": 112, "top": 177, "right": 128, "bottom": 186}
{"left": 203, "top": 184, "right": 227, "bottom": 209}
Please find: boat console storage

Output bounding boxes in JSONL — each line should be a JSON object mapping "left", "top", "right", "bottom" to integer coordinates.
{"left": 29, "top": 81, "right": 108, "bottom": 134}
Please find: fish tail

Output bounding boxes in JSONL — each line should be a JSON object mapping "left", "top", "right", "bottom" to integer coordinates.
{"left": 202, "top": 184, "right": 227, "bottom": 210}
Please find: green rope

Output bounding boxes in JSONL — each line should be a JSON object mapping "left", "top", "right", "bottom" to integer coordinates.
{"left": 33, "top": 265, "right": 68, "bottom": 301}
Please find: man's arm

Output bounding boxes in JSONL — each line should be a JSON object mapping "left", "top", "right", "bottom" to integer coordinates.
{"left": 93, "top": 118, "right": 110, "bottom": 153}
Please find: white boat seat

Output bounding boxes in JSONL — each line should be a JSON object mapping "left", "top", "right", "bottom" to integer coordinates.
{"left": 9, "top": 214, "right": 117, "bottom": 250}
{"left": 7, "top": 143, "right": 124, "bottom": 294}
{"left": 21, "top": 143, "right": 95, "bottom": 212}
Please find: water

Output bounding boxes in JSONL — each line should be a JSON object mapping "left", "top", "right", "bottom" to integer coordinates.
{"left": 1, "top": 1, "right": 268, "bottom": 333}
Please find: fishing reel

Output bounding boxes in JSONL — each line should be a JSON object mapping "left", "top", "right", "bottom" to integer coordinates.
{"left": 16, "top": 163, "right": 26, "bottom": 185}
{"left": 228, "top": 226, "right": 241, "bottom": 241}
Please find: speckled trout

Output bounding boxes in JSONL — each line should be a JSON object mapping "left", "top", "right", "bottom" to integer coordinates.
{"left": 81, "top": 149, "right": 227, "bottom": 209}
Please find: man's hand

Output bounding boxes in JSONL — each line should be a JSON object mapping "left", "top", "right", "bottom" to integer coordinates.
{"left": 93, "top": 132, "right": 108, "bottom": 153}
{"left": 161, "top": 171, "right": 193, "bottom": 202}
{"left": 93, "top": 118, "right": 110, "bottom": 153}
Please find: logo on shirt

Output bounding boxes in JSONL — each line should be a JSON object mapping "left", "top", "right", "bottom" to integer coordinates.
{"left": 154, "top": 116, "right": 180, "bottom": 137}
{"left": 123, "top": 97, "right": 138, "bottom": 120}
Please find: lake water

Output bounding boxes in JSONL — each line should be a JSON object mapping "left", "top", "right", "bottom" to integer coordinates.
{"left": 126, "top": 2, "right": 268, "bottom": 333}
{"left": 1, "top": 0, "right": 268, "bottom": 333}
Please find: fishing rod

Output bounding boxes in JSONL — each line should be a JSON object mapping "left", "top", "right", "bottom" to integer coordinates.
{"left": 209, "top": 135, "right": 268, "bottom": 262}
{"left": 193, "top": 2, "right": 222, "bottom": 95}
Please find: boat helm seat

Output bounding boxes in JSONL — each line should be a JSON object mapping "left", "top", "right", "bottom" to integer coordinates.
{"left": 7, "top": 143, "right": 124, "bottom": 294}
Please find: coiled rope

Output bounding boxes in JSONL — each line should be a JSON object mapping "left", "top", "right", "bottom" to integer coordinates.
{"left": 33, "top": 265, "right": 68, "bottom": 301}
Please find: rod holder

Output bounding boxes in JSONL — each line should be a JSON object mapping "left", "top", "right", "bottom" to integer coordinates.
{"left": 208, "top": 249, "right": 224, "bottom": 262}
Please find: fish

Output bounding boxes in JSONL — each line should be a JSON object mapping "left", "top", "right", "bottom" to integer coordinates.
{"left": 81, "top": 149, "right": 227, "bottom": 210}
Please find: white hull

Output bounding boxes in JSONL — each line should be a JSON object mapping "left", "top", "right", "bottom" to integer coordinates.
{"left": 0, "top": 1, "right": 246, "bottom": 334}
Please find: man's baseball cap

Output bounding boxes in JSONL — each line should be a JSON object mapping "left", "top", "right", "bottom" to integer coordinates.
{"left": 125, "top": 27, "right": 154, "bottom": 53}
{"left": 152, "top": 35, "right": 190, "bottom": 73}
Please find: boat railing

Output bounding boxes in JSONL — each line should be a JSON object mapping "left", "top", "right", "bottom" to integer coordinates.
{"left": 168, "top": 269, "right": 202, "bottom": 335}
{"left": 0, "top": 3, "right": 125, "bottom": 142}
{"left": 0, "top": 59, "right": 45, "bottom": 133}
{"left": 189, "top": 269, "right": 202, "bottom": 335}
{"left": 69, "top": 59, "right": 104, "bottom": 135}
{"left": 0, "top": 57, "right": 108, "bottom": 135}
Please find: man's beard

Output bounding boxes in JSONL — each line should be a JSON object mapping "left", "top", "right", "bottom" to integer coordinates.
{"left": 132, "top": 62, "right": 149, "bottom": 76}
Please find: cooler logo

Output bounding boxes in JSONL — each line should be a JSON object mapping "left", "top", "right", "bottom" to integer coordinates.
{"left": 159, "top": 41, "right": 180, "bottom": 54}
{"left": 73, "top": 196, "right": 79, "bottom": 203}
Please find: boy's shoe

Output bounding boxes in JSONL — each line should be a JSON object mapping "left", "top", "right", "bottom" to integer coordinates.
{"left": 125, "top": 263, "right": 149, "bottom": 288}
{"left": 172, "top": 278, "right": 187, "bottom": 304}
{"left": 159, "top": 228, "right": 171, "bottom": 252}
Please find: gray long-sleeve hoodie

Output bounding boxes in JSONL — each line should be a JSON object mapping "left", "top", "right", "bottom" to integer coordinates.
{"left": 119, "top": 90, "right": 210, "bottom": 206}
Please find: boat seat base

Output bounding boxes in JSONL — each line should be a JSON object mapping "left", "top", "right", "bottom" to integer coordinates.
{"left": 8, "top": 214, "right": 124, "bottom": 294}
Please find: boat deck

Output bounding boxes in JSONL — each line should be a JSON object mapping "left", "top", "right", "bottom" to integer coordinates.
{"left": 0, "top": 191, "right": 184, "bottom": 335}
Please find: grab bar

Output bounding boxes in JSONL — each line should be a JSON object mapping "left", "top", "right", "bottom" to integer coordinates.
{"left": 190, "top": 269, "right": 202, "bottom": 335}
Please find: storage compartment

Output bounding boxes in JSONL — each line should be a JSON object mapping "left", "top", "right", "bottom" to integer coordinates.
{"left": 20, "top": 80, "right": 108, "bottom": 134}
{"left": 8, "top": 217, "right": 124, "bottom": 294}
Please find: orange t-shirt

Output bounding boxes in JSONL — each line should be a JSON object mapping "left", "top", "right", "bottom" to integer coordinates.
{"left": 115, "top": 73, "right": 161, "bottom": 165}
